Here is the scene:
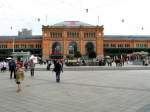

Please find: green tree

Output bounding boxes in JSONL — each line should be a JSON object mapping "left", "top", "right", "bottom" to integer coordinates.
{"left": 74, "top": 51, "right": 82, "bottom": 59}
{"left": 66, "top": 54, "right": 74, "bottom": 60}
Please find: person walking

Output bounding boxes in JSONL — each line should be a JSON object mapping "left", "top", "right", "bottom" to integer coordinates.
{"left": 53, "top": 60, "right": 63, "bottom": 83}
{"left": 8, "top": 59, "right": 16, "bottom": 79}
{"left": 1, "top": 60, "right": 7, "bottom": 72}
{"left": 15, "top": 57, "right": 24, "bottom": 92}
{"left": 24, "top": 60, "right": 28, "bottom": 72}
{"left": 29, "top": 59, "right": 35, "bottom": 77}
{"left": 47, "top": 60, "right": 51, "bottom": 70}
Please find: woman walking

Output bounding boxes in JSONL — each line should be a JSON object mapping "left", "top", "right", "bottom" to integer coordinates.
{"left": 15, "top": 58, "right": 24, "bottom": 92}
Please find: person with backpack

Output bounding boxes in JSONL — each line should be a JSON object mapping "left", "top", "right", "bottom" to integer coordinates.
{"left": 9, "top": 59, "right": 16, "bottom": 79}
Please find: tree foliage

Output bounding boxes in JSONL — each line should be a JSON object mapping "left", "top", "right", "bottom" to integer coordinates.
{"left": 74, "top": 51, "right": 82, "bottom": 58}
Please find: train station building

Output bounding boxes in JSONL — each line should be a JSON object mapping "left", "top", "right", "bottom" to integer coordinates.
{"left": 0, "top": 21, "right": 150, "bottom": 59}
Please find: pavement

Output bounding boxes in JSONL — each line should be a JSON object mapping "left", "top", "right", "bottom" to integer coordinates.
{"left": 1, "top": 68, "right": 150, "bottom": 112}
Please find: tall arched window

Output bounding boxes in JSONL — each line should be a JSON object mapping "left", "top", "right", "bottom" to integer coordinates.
{"left": 85, "top": 42, "right": 95, "bottom": 54}
{"left": 52, "top": 42, "right": 61, "bottom": 53}
{"left": 68, "top": 42, "right": 78, "bottom": 55}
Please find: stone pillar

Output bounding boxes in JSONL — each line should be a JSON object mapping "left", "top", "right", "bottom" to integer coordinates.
{"left": 42, "top": 31, "right": 50, "bottom": 59}
{"left": 63, "top": 30, "right": 67, "bottom": 57}
{"left": 79, "top": 30, "right": 84, "bottom": 55}
{"left": 147, "top": 40, "right": 150, "bottom": 48}
{"left": 96, "top": 29, "right": 104, "bottom": 57}
{"left": 9, "top": 39, "right": 14, "bottom": 49}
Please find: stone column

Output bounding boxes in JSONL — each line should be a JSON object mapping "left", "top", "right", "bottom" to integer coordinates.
{"left": 79, "top": 30, "right": 84, "bottom": 55}
{"left": 96, "top": 30, "right": 104, "bottom": 56}
{"left": 63, "top": 30, "right": 67, "bottom": 57}
{"left": 42, "top": 31, "right": 50, "bottom": 59}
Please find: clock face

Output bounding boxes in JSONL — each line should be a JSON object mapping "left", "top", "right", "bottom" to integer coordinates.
{"left": 98, "top": 33, "right": 101, "bottom": 36}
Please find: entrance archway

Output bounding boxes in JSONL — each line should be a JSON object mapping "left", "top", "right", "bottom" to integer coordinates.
{"left": 68, "top": 42, "right": 77, "bottom": 55}
{"left": 52, "top": 42, "right": 61, "bottom": 53}
{"left": 85, "top": 42, "right": 95, "bottom": 54}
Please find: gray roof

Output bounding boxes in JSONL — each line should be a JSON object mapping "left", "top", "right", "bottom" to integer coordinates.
{"left": 1, "top": 35, "right": 150, "bottom": 41}
{"left": 0, "top": 35, "right": 42, "bottom": 40}
{"left": 104, "top": 35, "right": 150, "bottom": 40}
{"left": 52, "top": 21, "right": 94, "bottom": 27}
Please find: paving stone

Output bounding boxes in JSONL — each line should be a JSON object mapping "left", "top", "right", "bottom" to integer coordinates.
{"left": 1, "top": 69, "right": 150, "bottom": 112}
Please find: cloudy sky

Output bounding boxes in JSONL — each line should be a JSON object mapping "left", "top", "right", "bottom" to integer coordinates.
{"left": 0, "top": 0, "right": 149, "bottom": 35}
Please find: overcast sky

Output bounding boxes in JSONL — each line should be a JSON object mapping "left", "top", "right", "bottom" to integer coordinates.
{"left": 0, "top": 0, "right": 149, "bottom": 35}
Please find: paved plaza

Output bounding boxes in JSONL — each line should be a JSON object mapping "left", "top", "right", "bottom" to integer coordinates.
{"left": 1, "top": 68, "right": 150, "bottom": 112}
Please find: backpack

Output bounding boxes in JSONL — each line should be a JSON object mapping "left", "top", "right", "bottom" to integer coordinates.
{"left": 9, "top": 61, "right": 16, "bottom": 69}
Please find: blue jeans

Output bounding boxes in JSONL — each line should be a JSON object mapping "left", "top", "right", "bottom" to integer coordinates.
{"left": 56, "top": 71, "right": 61, "bottom": 82}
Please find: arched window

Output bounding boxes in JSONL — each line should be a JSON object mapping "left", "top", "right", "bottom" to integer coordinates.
{"left": 52, "top": 42, "right": 61, "bottom": 54}
{"left": 85, "top": 42, "right": 95, "bottom": 54}
{"left": 68, "top": 42, "right": 78, "bottom": 55}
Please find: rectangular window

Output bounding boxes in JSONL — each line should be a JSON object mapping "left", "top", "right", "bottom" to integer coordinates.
{"left": 84, "top": 32, "right": 96, "bottom": 38}
{"left": 50, "top": 32, "right": 62, "bottom": 38}
{"left": 104, "top": 44, "right": 109, "bottom": 48}
{"left": 118, "top": 44, "right": 123, "bottom": 48}
{"left": 67, "top": 32, "right": 79, "bottom": 38}
{"left": 111, "top": 44, "right": 116, "bottom": 48}
{"left": 125, "top": 44, "right": 130, "bottom": 48}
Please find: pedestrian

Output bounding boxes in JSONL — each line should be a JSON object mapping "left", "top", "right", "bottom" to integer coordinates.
{"left": 15, "top": 57, "right": 24, "bottom": 92}
{"left": 29, "top": 59, "right": 35, "bottom": 77}
{"left": 1, "top": 60, "right": 7, "bottom": 72}
{"left": 47, "top": 60, "right": 51, "bottom": 70}
{"left": 53, "top": 60, "right": 63, "bottom": 83}
{"left": 0, "top": 61, "right": 2, "bottom": 72}
{"left": 24, "top": 60, "right": 28, "bottom": 72}
{"left": 8, "top": 59, "right": 16, "bottom": 79}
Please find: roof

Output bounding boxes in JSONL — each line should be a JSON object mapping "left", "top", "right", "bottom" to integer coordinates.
{"left": 1, "top": 35, "right": 150, "bottom": 41}
{"left": 52, "top": 21, "right": 95, "bottom": 27}
{"left": 104, "top": 35, "right": 150, "bottom": 40}
{"left": 0, "top": 35, "right": 42, "bottom": 40}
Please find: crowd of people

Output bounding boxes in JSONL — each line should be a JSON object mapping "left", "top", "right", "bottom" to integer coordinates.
{"left": 0, "top": 58, "right": 64, "bottom": 92}
{"left": 0, "top": 55, "right": 149, "bottom": 93}
{"left": 103, "top": 57, "right": 125, "bottom": 67}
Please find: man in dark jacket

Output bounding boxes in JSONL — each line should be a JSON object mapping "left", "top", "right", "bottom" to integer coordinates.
{"left": 53, "top": 60, "right": 63, "bottom": 83}
{"left": 9, "top": 60, "right": 16, "bottom": 79}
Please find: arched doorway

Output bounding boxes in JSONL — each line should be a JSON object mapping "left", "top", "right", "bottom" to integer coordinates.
{"left": 68, "top": 42, "right": 77, "bottom": 55}
{"left": 52, "top": 42, "right": 61, "bottom": 53}
{"left": 85, "top": 42, "right": 95, "bottom": 54}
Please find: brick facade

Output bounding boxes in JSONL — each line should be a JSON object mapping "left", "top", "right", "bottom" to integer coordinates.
{"left": 42, "top": 24, "right": 104, "bottom": 59}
